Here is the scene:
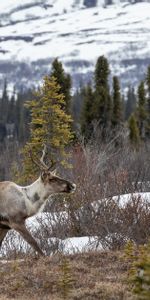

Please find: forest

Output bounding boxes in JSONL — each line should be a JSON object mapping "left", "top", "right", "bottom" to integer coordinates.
{"left": 1, "top": 56, "right": 150, "bottom": 299}
{"left": 0, "top": 56, "right": 150, "bottom": 181}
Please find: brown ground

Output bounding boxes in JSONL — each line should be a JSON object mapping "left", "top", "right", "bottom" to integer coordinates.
{"left": 0, "top": 251, "right": 134, "bottom": 300}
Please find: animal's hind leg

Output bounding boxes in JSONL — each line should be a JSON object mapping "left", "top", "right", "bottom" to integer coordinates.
{"left": 0, "top": 228, "right": 10, "bottom": 248}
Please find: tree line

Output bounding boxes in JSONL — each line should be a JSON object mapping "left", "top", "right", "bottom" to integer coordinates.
{"left": 0, "top": 81, "right": 32, "bottom": 143}
{"left": 0, "top": 56, "right": 150, "bottom": 181}
{"left": 78, "top": 56, "right": 150, "bottom": 147}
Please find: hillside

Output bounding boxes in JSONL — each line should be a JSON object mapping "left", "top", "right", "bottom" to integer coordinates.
{"left": 0, "top": 0, "right": 150, "bottom": 91}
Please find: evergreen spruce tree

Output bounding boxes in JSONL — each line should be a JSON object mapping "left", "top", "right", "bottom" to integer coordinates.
{"left": 112, "top": 76, "right": 123, "bottom": 128}
{"left": 51, "top": 58, "right": 71, "bottom": 113}
{"left": 14, "top": 89, "right": 32, "bottom": 144}
{"left": 125, "top": 86, "right": 136, "bottom": 120}
{"left": 121, "top": 94, "right": 126, "bottom": 120}
{"left": 19, "top": 76, "right": 73, "bottom": 183}
{"left": 8, "top": 89, "right": 16, "bottom": 123}
{"left": 128, "top": 114, "right": 140, "bottom": 148}
{"left": 80, "top": 84, "right": 94, "bottom": 139}
{"left": 0, "top": 79, "right": 9, "bottom": 124}
{"left": 146, "top": 65, "right": 150, "bottom": 106}
{"left": 93, "top": 55, "right": 112, "bottom": 136}
{"left": 94, "top": 56, "right": 110, "bottom": 90}
{"left": 71, "top": 88, "right": 83, "bottom": 125}
{"left": 137, "top": 81, "right": 147, "bottom": 140}
{"left": 15, "top": 92, "right": 26, "bottom": 143}
{"left": 59, "top": 256, "right": 74, "bottom": 299}
{"left": 125, "top": 242, "right": 150, "bottom": 300}
{"left": 145, "top": 66, "right": 150, "bottom": 138}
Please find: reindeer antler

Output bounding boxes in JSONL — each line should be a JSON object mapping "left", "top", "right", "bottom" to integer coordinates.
{"left": 41, "top": 144, "right": 56, "bottom": 171}
{"left": 40, "top": 144, "right": 49, "bottom": 170}
{"left": 29, "top": 149, "right": 46, "bottom": 170}
{"left": 29, "top": 144, "right": 56, "bottom": 171}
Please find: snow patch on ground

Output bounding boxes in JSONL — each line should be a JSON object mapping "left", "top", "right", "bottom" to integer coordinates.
{"left": 92, "top": 192, "right": 150, "bottom": 211}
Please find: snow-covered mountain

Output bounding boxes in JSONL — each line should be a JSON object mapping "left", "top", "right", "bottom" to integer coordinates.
{"left": 0, "top": 0, "right": 150, "bottom": 91}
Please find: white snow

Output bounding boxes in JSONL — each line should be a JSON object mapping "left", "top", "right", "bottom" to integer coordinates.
{"left": 113, "top": 192, "right": 150, "bottom": 208}
{"left": 92, "top": 192, "right": 150, "bottom": 212}
{"left": 60, "top": 236, "right": 102, "bottom": 254}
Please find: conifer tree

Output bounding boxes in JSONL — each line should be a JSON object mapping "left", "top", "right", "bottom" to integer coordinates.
{"left": 125, "top": 86, "right": 136, "bottom": 120}
{"left": 72, "top": 88, "right": 83, "bottom": 124}
{"left": 145, "top": 66, "right": 150, "bottom": 138}
{"left": 51, "top": 58, "right": 71, "bottom": 113}
{"left": 19, "top": 76, "right": 73, "bottom": 183}
{"left": 94, "top": 56, "right": 110, "bottom": 90}
{"left": 137, "top": 81, "right": 147, "bottom": 140}
{"left": 59, "top": 256, "right": 74, "bottom": 299}
{"left": 128, "top": 114, "right": 140, "bottom": 148}
{"left": 0, "top": 79, "right": 9, "bottom": 124}
{"left": 8, "top": 90, "right": 16, "bottom": 123}
{"left": 125, "top": 242, "right": 150, "bottom": 300}
{"left": 15, "top": 91, "right": 29, "bottom": 143}
{"left": 93, "top": 56, "right": 112, "bottom": 134}
{"left": 112, "top": 76, "right": 123, "bottom": 128}
{"left": 80, "top": 84, "right": 94, "bottom": 139}
{"left": 146, "top": 66, "right": 150, "bottom": 105}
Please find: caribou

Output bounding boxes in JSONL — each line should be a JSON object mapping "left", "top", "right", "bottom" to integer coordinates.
{"left": 0, "top": 146, "right": 76, "bottom": 255}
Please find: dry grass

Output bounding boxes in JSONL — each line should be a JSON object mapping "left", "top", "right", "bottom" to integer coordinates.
{"left": 0, "top": 250, "right": 134, "bottom": 300}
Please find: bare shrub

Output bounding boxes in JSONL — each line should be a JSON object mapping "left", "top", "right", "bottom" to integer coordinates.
{"left": 61, "top": 135, "right": 150, "bottom": 249}
{"left": 30, "top": 137, "right": 150, "bottom": 252}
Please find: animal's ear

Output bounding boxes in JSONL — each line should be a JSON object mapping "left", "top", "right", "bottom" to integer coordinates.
{"left": 51, "top": 169, "right": 57, "bottom": 176}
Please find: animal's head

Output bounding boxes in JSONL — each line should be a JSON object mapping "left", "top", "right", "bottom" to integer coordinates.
{"left": 41, "top": 169, "right": 76, "bottom": 194}
{"left": 30, "top": 145, "right": 76, "bottom": 194}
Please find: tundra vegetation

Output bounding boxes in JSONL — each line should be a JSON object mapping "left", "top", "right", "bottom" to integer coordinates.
{"left": 0, "top": 56, "right": 150, "bottom": 299}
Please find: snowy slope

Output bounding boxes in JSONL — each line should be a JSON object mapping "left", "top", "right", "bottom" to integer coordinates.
{"left": 0, "top": 0, "right": 150, "bottom": 90}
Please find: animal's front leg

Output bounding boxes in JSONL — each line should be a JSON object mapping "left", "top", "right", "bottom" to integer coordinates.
{"left": 10, "top": 222, "right": 44, "bottom": 256}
